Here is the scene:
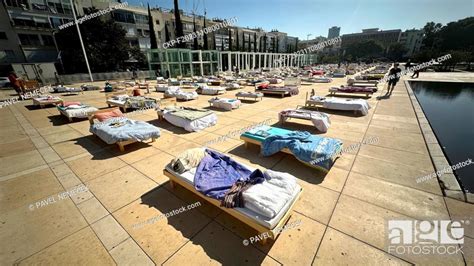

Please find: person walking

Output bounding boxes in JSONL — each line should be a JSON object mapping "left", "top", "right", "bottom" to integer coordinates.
{"left": 405, "top": 59, "right": 411, "bottom": 70}
{"left": 8, "top": 71, "right": 24, "bottom": 98}
{"left": 411, "top": 65, "right": 421, "bottom": 78}
{"left": 387, "top": 63, "right": 401, "bottom": 95}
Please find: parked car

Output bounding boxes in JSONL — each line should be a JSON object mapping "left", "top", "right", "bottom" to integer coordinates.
{"left": 0, "top": 77, "right": 11, "bottom": 87}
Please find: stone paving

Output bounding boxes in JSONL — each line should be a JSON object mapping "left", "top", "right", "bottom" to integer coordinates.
{"left": 0, "top": 72, "right": 472, "bottom": 265}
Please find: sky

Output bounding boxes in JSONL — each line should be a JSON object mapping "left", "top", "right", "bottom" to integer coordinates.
{"left": 130, "top": 0, "right": 473, "bottom": 39}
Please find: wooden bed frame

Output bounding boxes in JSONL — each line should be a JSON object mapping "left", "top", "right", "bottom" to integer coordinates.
{"left": 163, "top": 168, "right": 302, "bottom": 245}
{"left": 196, "top": 87, "right": 226, "bottom": 95}
{"left": 88, "top": 107, "right": 156, "bottom": 152}
{"left": 328, "top": 88, "right": 374, "bottom": 98}
{"left": 32, "top": 98, "right": 63, "bottom": 108}
{"left": 236, "top": 93, "right": 263, "bottom": 102}
{"left": 105, "top": 90, "right": 133, "bottom": 112}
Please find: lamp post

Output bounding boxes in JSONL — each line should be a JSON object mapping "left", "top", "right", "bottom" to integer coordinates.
{"left": 69, "top": 0, "right": 93, "bottom": 81}
{"left": 306, "top": 34, "right": 312, "bottom": 41}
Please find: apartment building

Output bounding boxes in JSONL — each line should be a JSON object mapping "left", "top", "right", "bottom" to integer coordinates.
{"left": 1, "top": 0, "right": 74, "bottom": 64}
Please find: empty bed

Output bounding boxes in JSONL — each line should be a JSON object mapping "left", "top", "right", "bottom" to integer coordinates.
{"left": 157, "top": 106, "right": 217, "bottom": 132}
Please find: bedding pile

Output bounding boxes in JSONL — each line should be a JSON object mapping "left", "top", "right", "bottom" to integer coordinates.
{"left": 256, "top": 85, "right": 299, "bottom": 96}
{"left": 53, "top": 86, "right": 82, "bottom": 93}
{"left": 164, "top": 87, "right": 198, "bottom": 100}
{"left": 279, "top": 109, "right": 331, "bottom": 132}
{"left": 197, "top": 85, "right": 226, "bottom": 95}
{"left": 245, "top": 125, "right": 343, "bottom": 171}
{"left": 170, "top": 148, "right": 299, "bottom": 219}
{"left": 57, "top": 102, "right": 98, "bottom": 118}
{"left": 90, "top": 117, "right": 160, "bottom": 144}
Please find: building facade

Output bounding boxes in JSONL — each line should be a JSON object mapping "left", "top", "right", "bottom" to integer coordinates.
{"left": 399, "top": 29, "right": 424, "bottom": 57}
{"left": 341, "top": 28, "right": 402, "bottom": 49}
{"left": 328, "top": 26, "right": 340, "bottom": 39}
{"left": 1, "top": 0, "right": 75, "bottom": 65}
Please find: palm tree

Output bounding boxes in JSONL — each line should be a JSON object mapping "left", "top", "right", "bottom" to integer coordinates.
{"left": 173, "top": 0, "right": 185, "bottom": 48}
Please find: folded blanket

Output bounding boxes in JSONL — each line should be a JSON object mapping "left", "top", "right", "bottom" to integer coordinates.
{"left": 279, "top": 109, "right": 331, "bottom": 133}
{"left": 242, "top": 170, "right": 297, "bottom": 218}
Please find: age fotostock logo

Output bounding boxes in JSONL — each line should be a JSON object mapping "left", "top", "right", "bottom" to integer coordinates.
{"left": 387, "top": 219, "right": 466, "bottom": 255}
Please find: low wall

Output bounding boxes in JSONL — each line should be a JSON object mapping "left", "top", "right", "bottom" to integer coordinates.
{"left": 59, "top": 70, "right": 154, "bottom": 84}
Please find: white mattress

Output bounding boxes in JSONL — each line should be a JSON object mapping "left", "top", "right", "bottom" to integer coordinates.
{"left": 156, "top": 85, "right": 180, "bottom": 92}
{"left": 308, "top": 96, "right": 370, "bottom": 115}
{"left": 208, "top": 98, "right": 241, "bottom": 111}
{"left": 164, "top": 88, "right": 198, "bottom": 100}
{"left": 165, "top": 164, "right": 301, "bottom": 229}
{"left": 162, "top": 111, "right": 217, "bottom": 132}
{"left": 60, "top": 106, "right": 98, "bottom": 118}
{"left": 200, "top": 86, "right": 226, "bottom": 95}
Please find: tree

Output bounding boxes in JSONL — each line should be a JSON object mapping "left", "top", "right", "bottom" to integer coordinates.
{"left": 344, "top": 40, "right": 384, "bottom": 61}
{"left": 248, "top": 33, "right": 251, "bottom": 52}
{"left": 228, "top": 29, "right": 232, "bottom": 51}
{"left": 236, "top": 29, "right": 239, "bottom": 50}
{"left": 254, "top": 32, "right": 257, "bottom": 52}
{"left": 56, "top": 16, "right": 131, "bottom": 73}
{"left": 214, "top": 33, "right": 218, "bottom": 50}
{"left": 147, "top": 4, "right": 157, "bottom": 49}
{"left": 422, "top": 22, "right": 443, "bottom": 49}
{"left": 203, "top": 12, "right": 209, "bottom": 50}
{"left": 173, "top": 0, "right": 185, "bottom": 48}
{"left": 129, "top": 46, "right": 148, "bottom": 68}
{"left": 263, "top": 34, "right": 267, "bottom": 52}
{"left": 164, "top": 22, "right": 170, "bottom": 43}
{"left": 414, "top": 17, "right": 474, "bottom": 70}
{"left": 192, "top": 14, "right": 198, "bottom": 50}
{"left": 386, "top": 43, "right": 407, "bottom": 61}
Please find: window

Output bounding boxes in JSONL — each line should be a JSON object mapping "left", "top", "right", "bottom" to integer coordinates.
{"left": 5, "top": 0, "right": 28, "bottom": 8}
{"left": 31, "top": 0, "right": 49, "bottom": 11}
{"left": 135, "top": 14, "right": 148, "bottom": 25}
{"left": 0, "top": 50, "right": 17, "bottom": 62}
{"left": 0, "top": 32, "right": 7, "bottom": 40}
{"left": 41, "top": 35, "right": 54, "bottom": 46}
{"left": 155, "top": 20, "right": 160, "bottom": 25}
{"left": 50, "top": 17, "right": 61, "bottom": 28}
{"left": 18, "top": 34, "right": 41, "bottom": 46}
{"left": 112, "top": 11, "right": 135, "bottom": 23}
